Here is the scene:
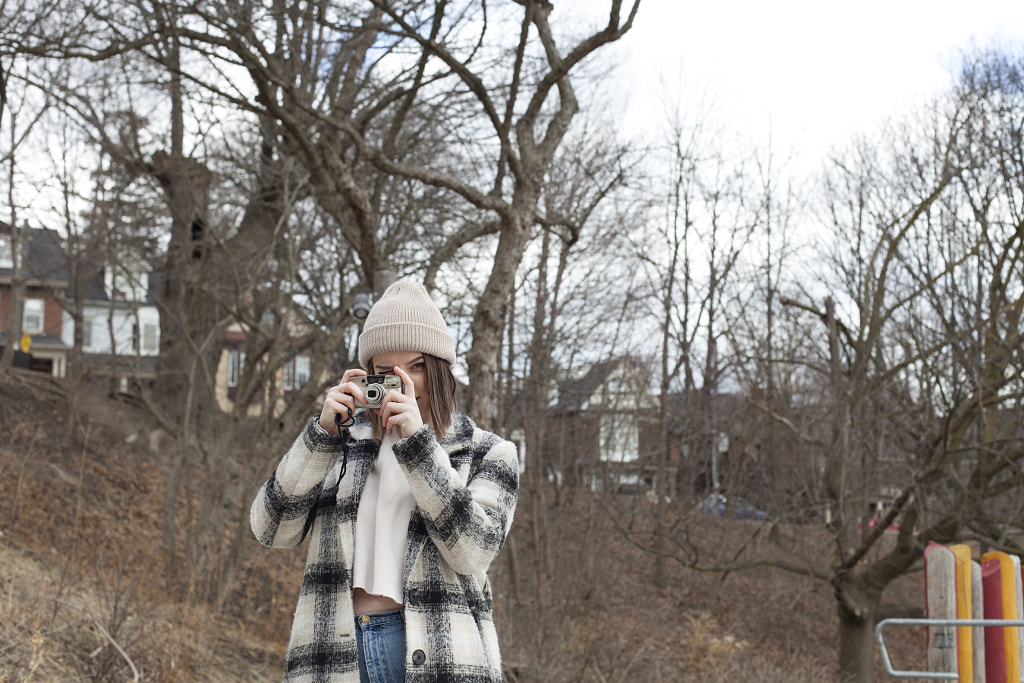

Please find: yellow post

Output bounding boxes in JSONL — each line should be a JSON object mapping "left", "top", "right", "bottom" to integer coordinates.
{"left": 950, "top": 545, "right": 974, "bottom": 682}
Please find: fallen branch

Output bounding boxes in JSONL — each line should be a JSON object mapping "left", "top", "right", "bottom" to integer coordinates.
{"left": 53, "top": 599, "right": 140, "bottom": 681}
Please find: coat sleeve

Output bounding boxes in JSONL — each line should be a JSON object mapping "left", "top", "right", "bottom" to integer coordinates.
{"left": 250, "top": 417, "right": 346, "bottom": 549}
{"left": 393, "top": 424, "right": 519, "bottom": 577}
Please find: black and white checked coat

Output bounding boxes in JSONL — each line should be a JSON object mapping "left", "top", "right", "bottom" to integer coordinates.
{"left": 251, "top": 411, "right": 519, "bottom": 682}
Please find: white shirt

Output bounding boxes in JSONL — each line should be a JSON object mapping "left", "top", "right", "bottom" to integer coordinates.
{"left": 352, "top": 431, "right": 417, "bottom": 604}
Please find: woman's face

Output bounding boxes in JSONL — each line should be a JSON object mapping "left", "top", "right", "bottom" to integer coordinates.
{"left": 371, "top": 350, "right": 431, "bottom": 425}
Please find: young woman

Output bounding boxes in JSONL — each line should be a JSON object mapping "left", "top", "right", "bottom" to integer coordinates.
{"left": 251, "top": 280, "right": 519, "bottom": 683}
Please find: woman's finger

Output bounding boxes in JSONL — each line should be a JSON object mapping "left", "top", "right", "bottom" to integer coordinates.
{"left": 380, "top": 394, "right": 422, "bottom": 437}
{"left": 341, "top": 368, "right": 367, "bottom": 384}
{"left": 319, "top": 369, "right": 367, "bottom": 431}
{"left": 391, "top": 365, "right": 415, "bottom": 399}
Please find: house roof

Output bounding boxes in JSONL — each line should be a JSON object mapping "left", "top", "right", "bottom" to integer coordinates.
{"left": 555, "top": 357, "right": 624, "bottom": 412}
{"left": 0, "top": 221, "right": 164, "bottom": 305}
{"left": 0, "top": 221, "right": 68, "bottom": 285}
{"left": 79, "top": 267, "right": 162, "bottom": 304}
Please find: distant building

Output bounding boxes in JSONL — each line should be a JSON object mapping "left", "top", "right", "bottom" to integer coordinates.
{"left": 213, "top": 305, "right": 316, "bottom": 416}
{"left": 529, "top": 356, "right": 757, "bottom": 502}
{"left": 0, "top": 221, "right": 161, "bottom": 385}
{"left": 0, "top": 221, "right": 71, "bottom": 376}
{"left": 540, "top": 356, "right": 665, "bottom": 494}
{"left": 62, "top": 264, "right": 162, "bottom": 391}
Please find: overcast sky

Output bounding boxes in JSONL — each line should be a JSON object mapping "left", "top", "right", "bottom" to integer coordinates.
{"left": 600, "top": 0, "right": 1024, "bottom": 172}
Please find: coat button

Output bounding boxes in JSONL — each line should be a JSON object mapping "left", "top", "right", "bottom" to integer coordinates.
{"left": 407, "top": 589, "right": 420, "bottom": 603}
{"left": 412, "top": 649, "right": 426, "bottom": 665}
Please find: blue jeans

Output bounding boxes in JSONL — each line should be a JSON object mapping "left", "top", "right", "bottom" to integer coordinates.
{"left": 355, "top": 610, "right": 406, "bottom": 683}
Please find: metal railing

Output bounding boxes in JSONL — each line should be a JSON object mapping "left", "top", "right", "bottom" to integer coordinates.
{"left": 876, "top": 617, "right": 1024, "bottom": 679}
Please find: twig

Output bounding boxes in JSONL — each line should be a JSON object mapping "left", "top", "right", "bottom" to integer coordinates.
{"left": 613, "top": 643, "right": 647, "bottom": 683}
{"left": 53, "top": 599, "right": 140, "bottom": 681}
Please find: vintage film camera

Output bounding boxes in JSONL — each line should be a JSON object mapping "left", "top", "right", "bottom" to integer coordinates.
{"left": 353, "top": 374, "right": 404, "bottom": 409}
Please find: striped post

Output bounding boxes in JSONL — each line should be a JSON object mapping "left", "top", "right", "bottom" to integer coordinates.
{"left": 928, "top": 544, "right": 960, "bottom": 675}
{"left": 972, "top": 557, "right": 986, "bottom": 683}
{"left": 981, "top": 551, "right": 1021, "bottom": 683}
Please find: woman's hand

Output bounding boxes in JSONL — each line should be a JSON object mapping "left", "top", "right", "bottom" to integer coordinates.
{"left": 318, "top": 368, "right": 368, "bottom": 434}
{"left": 378, "top": 365, "right": 424, "bottom": 438}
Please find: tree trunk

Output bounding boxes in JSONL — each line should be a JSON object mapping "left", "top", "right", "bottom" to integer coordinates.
{"left": 152, "top": 150, "right": 215, "bottom": 423}
{"left": 466, "top": 207, "right": 533, "bottom": 430}
{"left": 838, "top": 596, "right": 879, "bottom": 683}
{"left": 1, "top": 119, "right": 21, "bottom": 371}
{"left": 834, "top": 545, "right": 888, "bottom": 682}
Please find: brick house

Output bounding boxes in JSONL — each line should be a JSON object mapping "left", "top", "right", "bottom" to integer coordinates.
{"left": 535, "top": 356, "right": 756, "bottom": 501}
{"left": 0, "top": 221, "right": 70, "bottom": 376}
{"left": 540, "top": 356, "right": 665, "bottom": 493}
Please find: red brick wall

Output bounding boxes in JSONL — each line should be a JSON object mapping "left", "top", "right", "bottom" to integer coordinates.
{"left": 43, "top": 296, "right": 62, "bottom": 335}
{"left": 0, "top": 288, "right": 63, "bottom": 335}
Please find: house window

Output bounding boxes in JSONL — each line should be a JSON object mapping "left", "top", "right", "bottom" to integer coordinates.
{"left": 295, "top": 356, "right": 310, "bottom": 386}
{"left": 283, "top": 360, "right": 295, "bottom": 391}
{"left": 599, "top": 414, "right": 639, "bottom": 462}
{"left": 0, "top": 235, "right": 12, "bottom": 268}
{"left": 283, "top": 356, "right": 310, "bottom": 391}
{"left": 22, "top": 299, "right": 44, "bottom": 333}
{"left": 107, "top": 269, "right": 149, "bottom": 302}
{"left": 131, "top": 323, "right": 139, "bottom": 352}
{"left": 142, "top": 323, "right": 158, "bottom": 354}
{"left": 228, "top": 349, "right": 240, "bottom": 388}
{"left": 81, "top": 319, "right": 93, "bottom": 349}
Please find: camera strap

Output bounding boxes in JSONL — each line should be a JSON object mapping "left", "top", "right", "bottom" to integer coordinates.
{"left": 334, "top": 412, "right": 354, "bottom": 481}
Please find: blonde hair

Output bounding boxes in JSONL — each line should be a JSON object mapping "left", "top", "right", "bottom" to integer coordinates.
{"left": 367, "top": 354, "right": 457, "bottom": 441}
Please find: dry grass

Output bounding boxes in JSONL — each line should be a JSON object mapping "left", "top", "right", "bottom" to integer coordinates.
{"left": 491, "top": 497, "right": 853, "bottom": 682}
{"left": 0, "top": 370, "right": 926, "bottom": 681}
{"left": 0, "top": 374, "right": 290, "bottom": 682}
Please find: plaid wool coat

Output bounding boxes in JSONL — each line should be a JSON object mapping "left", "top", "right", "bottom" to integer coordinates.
{"left": 251, "top": 410, "right": 519, "bottom": 682}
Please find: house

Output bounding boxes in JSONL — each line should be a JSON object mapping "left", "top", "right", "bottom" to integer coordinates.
{"left": 1, "top": 219, "right": 321, "bottom": 420}
{"left": 0, "top": 221, "right": 71, "bottom": 376}
{"left": 661, "top": 390, "right": 752, "bottom": 499}
{"left": 214, "top": 305, "right": 316, "bottom": 416}
{"left": 534, "top": 356, "right": 761, "bottom": 502}
{"left": 61, "top": 263, "right": 162, "bottom": 391}
{"left": 0, "top": 221, "right": 161, "bottom": 384}
{"left": 541, "top": 356, "right": 666, "bottom": 494}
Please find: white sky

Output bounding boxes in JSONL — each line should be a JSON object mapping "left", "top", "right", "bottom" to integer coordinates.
{"left": 600, "top": 0, "right": 1024, "bottom": 172}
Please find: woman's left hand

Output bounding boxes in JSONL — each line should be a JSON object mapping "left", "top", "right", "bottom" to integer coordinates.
{"left": 378, "top": 365, "right": 424, "bottom": 438}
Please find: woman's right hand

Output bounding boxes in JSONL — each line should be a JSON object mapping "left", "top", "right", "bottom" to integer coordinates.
{"left": 318, "top": 368, "right": 368, "bottom": 433}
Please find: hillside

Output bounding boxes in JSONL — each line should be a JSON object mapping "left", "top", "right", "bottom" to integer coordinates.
{"left": 0, "top": 369, "right": 926, "bottom": 681}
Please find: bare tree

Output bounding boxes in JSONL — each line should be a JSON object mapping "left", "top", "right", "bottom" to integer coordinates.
{"left": 598, "top": 47, "right": 1024, "bottom": 683}
{"left": 0, "top": 4, "right": 60, "bottom": 369}
{"left": 761, "top": 50, "right": 1024, "bottom": 680}
{"left": 629, "top": 94, "right": 759, "bottom": 587}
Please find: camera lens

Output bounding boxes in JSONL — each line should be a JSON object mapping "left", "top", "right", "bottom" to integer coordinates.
{"left": 365, "top": 385, "right": 382, "bottom": 403}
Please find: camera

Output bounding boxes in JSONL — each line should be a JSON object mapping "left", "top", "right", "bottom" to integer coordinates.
{"left": 352, "top": 374, "right": 404, "bottom": 409}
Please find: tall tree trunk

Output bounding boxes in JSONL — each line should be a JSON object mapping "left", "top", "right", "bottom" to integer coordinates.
{"left": 838, "top": 612, "right": 877, "bottom": 682}
{"left": 836, "top": 570, "right": 880, "bottom": 683}
{"left": 1, "top": 105, "right": 21, "bottom": 371}
{"left": 466, "top": 206, "right": 534, "bottom": 429}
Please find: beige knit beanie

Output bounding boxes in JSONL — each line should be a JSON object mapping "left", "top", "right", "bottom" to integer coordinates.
{"left": 358, "top": 280, "right": 456, "bottom": 368}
